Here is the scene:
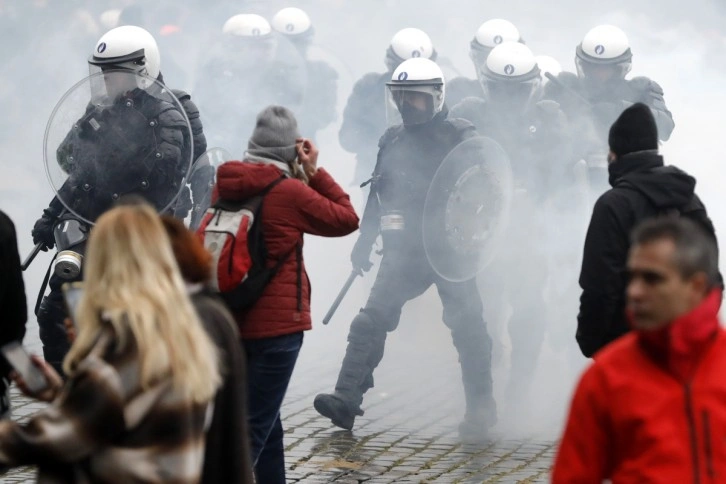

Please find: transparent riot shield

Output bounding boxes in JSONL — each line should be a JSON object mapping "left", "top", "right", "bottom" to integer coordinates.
{"left": 44, "top": 70, "right": 193, "bottom": 225}
{"left": 423, "top": 136, "right": 513, "bottom": 282}
{"left": 193, "top": 32, "right": 307, "bottom": 154}
{"left": 187, "top": 147, "right": 233, "bottom": 230}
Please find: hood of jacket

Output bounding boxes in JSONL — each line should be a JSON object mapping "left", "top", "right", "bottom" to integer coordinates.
{"left": 214, "top": 161, "right": 286, "bottom": 201}
{"left": 609, "top": 150, "right": 696, "bottom": 210}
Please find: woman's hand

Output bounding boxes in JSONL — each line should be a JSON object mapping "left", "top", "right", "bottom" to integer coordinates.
{"left": 296, "top": 138, "right": 318, "bottom": 179}
{"left": 11, "top": 355, "right": 63, "bottom": 403}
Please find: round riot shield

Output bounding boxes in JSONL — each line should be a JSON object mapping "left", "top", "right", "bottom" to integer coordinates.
{"left": 187, "top": 147, "right": 233, "bottom": 230}
{"left": 423, "top": 136, "right": 513, "bottom": 282}
{"left": 44, "top": 70, "right": 194, "bottom": 225}
{"left": 193, "top": 32, "right": 307, "bottom": 153}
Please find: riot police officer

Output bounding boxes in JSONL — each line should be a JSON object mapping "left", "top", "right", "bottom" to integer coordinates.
{"left": 271, "top": 7, "right": 337, "bottom": 143}
{"left": 446, "top": 19, "right": 523, "bottom": 109}
{"left": 339, "top": 28, "right": 437, "bottom": 185}
{"left": 451, "top": 42, "right": 575, "bottom": 409}
{"left": 315, "top": 58, "right": 496, "bottom": 441}
{"left": 31, "top": 26, "right": 192, "bottom": 374}
{"left": 194, "top": 14, "right": 306, "bottom": 155}
{"left": 543, "top": 25, "right": 675, "bottom": 198}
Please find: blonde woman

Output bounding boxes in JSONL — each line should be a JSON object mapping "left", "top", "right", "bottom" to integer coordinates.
{"left": 3, "top": 204, "right": 220, "bottom": 483}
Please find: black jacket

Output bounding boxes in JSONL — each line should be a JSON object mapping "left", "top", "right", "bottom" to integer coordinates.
{"left": 0, "top": 211, "right": 27, "bottom": 378}
{"left": 357, "top": 109, "right": 477, "bottom": 252}
{"left": 577, "top": 151, "right": 718, "bottom": 357}
{"left": 192, "top": 290, "right": 254, "bottom": 484}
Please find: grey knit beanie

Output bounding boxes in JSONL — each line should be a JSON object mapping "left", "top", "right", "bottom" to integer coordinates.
{"left": 247, "top": 105, "right": 301, "bottom": 163}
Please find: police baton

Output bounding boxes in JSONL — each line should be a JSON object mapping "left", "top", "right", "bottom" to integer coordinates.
{"left": 323, "top": 269, "right": 362, "bottom": 325}
{"left": 21, "top": 243, "right": 43, "bottom": 271}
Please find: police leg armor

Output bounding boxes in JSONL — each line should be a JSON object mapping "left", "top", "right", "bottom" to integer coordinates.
{"left": 437, "top": 278, "right": 496, "bottom": 441}
{"left": 37, "top": 273, "right": 74, "bottom": 375}
{"left": 315, "top": 255, "right": 432, "bottom": 430}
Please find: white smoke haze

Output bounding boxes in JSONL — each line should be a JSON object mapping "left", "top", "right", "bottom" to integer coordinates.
{"left": 2, "top": 0, "right": 725, "bottom": 449}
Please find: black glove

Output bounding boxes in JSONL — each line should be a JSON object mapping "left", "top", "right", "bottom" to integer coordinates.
{"left": 351, "top": 234, "right": 375, "bottom": 273}
{"left": 32, "top": 214, "right": 56, "bottom": 251}
{"left": 32, "top": 197, "right": 65, "bottom": 251}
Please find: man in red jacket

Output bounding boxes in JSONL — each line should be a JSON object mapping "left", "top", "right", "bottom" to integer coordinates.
{"left": 553, "top": 216, "right": 726, "bottom": 483}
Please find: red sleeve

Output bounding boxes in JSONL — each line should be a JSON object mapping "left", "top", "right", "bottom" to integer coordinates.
{"left": 552, "top": 363, "right": 611, "bottom": 484}
{"left": 291, "top": 168, "right": 359, "bottom": 236}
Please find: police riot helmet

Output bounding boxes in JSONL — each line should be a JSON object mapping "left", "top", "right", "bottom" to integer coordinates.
{"left": 222, "top": 14, "right": 273, "bottom": 39}
{"left": 470, "top": 19, "right": 522, "bottom": 72}
{"left": 271, "top": 7, "right": 313, "bottom": 38}
{"left": 385, "top": 28, "right": 437, "bottom": 72}
{"left": 88, "top": 25, "right": 161, "bottom": 79}
{"left": 535, "top": 55, "right": 563, "bottom": 85}
{"left": 480, "top": 42, "right": 541, "bottom": 110}
{"left": 387, "top": 58, "right": 445, "bottom": 126}
{"left": 575, "top": 25, "right": 632, "bottom": 83}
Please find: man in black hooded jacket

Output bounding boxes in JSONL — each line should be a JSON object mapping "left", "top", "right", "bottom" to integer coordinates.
{"left": 577, "top": 102, "right": 719, "bottom": 358}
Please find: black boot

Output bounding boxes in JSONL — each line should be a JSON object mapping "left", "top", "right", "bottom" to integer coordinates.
{"left": 313, "top": 392, "right": 364, "bottom": 431}
{"left": 315, "top": 311, "right": 386, "bottom": 430}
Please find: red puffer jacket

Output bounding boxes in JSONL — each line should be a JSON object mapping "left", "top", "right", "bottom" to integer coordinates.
{"left": 553, "top": 290, "right": 726, "bottom": 484}
{"left": 213, "top": 161, "right": 359, "bottom": 339}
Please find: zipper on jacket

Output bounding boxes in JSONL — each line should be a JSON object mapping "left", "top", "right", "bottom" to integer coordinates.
{"left": 684, "top": 383, "right": 702, "bottom": 484}
{"left": 702, "top": 410, "right": 715, "bottom": 480}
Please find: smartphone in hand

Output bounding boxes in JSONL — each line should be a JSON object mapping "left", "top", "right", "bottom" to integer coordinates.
{"left": 0, "top": 343, "right": 50, "bottom": 393}
{"left": 62, "top": 282, "right": 84, "bottom": 328}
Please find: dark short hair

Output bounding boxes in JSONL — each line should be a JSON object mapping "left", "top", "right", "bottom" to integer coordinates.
{"left": 630, "top": 216, "right": 719, "bottom": 287}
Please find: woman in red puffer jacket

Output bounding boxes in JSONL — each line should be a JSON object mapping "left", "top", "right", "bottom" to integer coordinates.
{"left": 212, "top": 105, "right": 358, "bottom": 484}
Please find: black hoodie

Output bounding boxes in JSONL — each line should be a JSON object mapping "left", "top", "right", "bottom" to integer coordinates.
{"left": 576, "top": 150, "right": 718, "bottom": 358}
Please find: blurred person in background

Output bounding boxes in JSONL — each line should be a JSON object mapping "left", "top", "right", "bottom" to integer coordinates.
{"left": 543, "top": 25, "right": 675, "bottom": 199}
{"left": 339, "top": 27, "right": 437, "bottom": 185}
{"left": 0, "top": 210, "right": 27, "bottom": 420}
{"left": 193, "top": 13, "right": 307, "bottom": 155}
{"left": 315, "top": 58, "right": 497, "bottom": 443}
{"left": 271, "top": 7, "right": 338, "bottom": 143}
{"left": 160, "top": 214, "right": 254, "bottom": 484}
{"left": 3, "top": 204, "right": 220, "bottom": 483}
{"left": 446, "top": 18, "right": 524, "bottom": 108}
{"left": 577, "top": 103, "right": 717, "bottom": 358}
{"left": 554, "top": 217, "right": 726, "bottom": 483}
{"left": 212, "top": 105, "right": 358, "bottom": 483}
{"left": 450, "top": 41, "right": 574, "bottom": 410}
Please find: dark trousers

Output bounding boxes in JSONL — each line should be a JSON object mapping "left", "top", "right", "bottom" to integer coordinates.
{"left": 335, "top": 251, "right": 493, "bottom": 414}
{"left": 37, "top": 273, "right": 75, "bottom": 375}
{"left": 244, "top": 332, "right": 303, "bottom": 484}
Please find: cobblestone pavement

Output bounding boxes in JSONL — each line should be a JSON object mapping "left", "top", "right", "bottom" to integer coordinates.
{"left": 1, "top": 286, "right": 580, "bottom": 483}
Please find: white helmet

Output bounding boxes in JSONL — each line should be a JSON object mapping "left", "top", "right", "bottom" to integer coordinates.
{"left": 385, "top": 28, "right": 436, "bottom": 71}
{"left": 89, "top": 25, "right": 161, "bottom": 79}
{"left": 387, "top": 58, "right": 445, "bottom": 125}
{"left": 575, "top": 25, "right": 632, "bottom": 81}
{"left": 535, "top": 55, "right": 563, "bottom": 84}
{"left": 222, "top": 14, "right": 272, "bottom": 38}
{"left": 271, "top": 7, "right": 313, "bottom": 38}
{"left": 480, "top": 42, "right": 541, "bottom": 109}
{"left": 470, "top": 19, "right": 522, "bottom": 70}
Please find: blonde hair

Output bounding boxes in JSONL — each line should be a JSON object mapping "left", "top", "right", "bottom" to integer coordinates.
{"left": 64, "top": 204, "right": 220, "bottom": 403}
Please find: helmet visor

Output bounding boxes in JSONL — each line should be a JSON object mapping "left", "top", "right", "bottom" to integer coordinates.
{"left": 386, "top": 84, "right": 441, "bottom": 126}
